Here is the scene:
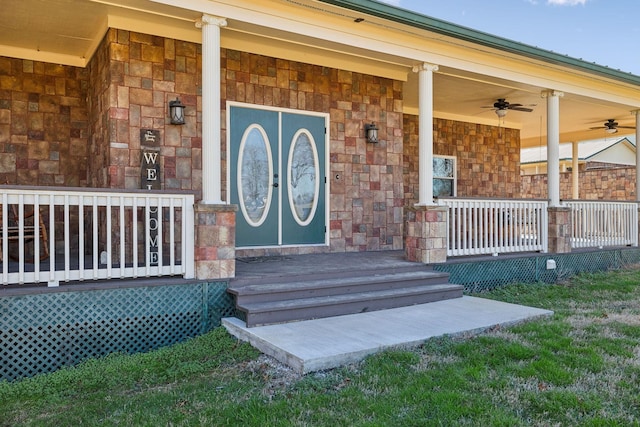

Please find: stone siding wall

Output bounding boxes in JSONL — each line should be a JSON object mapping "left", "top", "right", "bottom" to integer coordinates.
{"left": 0, "top": 57, "right": 88, "bottom": 186}
{"left": 222, "top": 49, "right": 405, "bottom": 253}
{"left": 87, "top": 29, "right": 202, "bottom": 195}
{"left": 521, "top": 167, "right": 636, "bottom": 200}
{"left": 404, "top": 115, "right": 521, "bottom": 204}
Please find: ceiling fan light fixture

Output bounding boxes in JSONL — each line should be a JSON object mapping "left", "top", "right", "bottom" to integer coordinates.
{"left": 605, "top": 127, "right": 618, "bottom": 134}
{"left": 495, "top": 109, "right": 507, "bottom": 118}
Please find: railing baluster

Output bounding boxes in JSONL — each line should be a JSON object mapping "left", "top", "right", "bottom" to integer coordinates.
{"left": 2, "top": 194, "right": 7, "bottom": 284}
{"left": 49, "top": 198, "right": 56, "bottom": 285}
{"left": 157, "top": 198, "right": 163, "bottom": 273}
{"left": 79, "top": 196, "right": 85, "bottom": 279}
{"left": 106, "top": 196, "right": 112, "bottom": 279}
{"left": 34, "top": 195, "right": 40, "bottom": 277}
{"left": 170, "top": 197, "right": 175, "bottom": 274}
{"left": 133, "top": 196, "right": 138, "bottom": 278}
{"left": 145, "top": 196, "right": 151, "bottom": 277}
{"left": 120, "top": 196, "right": 125, "bottom": 277}
{"left": 64, "top": 195, "right": 70, "bottom": 281}
{"left": 92, "top": 195, "right": 99, "bottom": 280}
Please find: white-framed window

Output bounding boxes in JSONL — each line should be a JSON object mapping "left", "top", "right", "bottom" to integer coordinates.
{"left": 433, "top": 155, "right": 456, "bottom": 197}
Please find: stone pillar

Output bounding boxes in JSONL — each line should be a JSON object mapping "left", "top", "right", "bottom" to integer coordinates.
{"left": 413, "top": 63, "right": 439, "bottom": 206}
{"left": 196, "top": 15, "right": 227, "bottom": 204}
{"left": 542, "top": 90, "right": 564, "bottom": 207}
{"left": 405, "top": 205, "right": 447, "bottom": 264}
{"left": 194, "top": 204, "right": 237, "bottom": 279}
{"left": 548, "top": 206, "right": 571, "bottom": 253}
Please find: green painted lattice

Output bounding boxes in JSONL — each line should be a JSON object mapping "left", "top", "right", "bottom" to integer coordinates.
{"left": 434, "top": 248, "right": 640, "bottom": 293}
{"left": 0, "top": 282, "right": 235, "bottom": 382}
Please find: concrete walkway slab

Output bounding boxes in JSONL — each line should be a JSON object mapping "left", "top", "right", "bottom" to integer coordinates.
{"left": 223, "top": 296, "right": 553, "bottom": 373}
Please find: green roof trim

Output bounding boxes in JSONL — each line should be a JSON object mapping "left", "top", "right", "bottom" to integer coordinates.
{"left": 318, "top": 0, "right": 640, "bottom": 86}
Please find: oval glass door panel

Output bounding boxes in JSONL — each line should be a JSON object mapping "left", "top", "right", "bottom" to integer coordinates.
{"left": 238, "top": 125, "right": 273, "bottom": 227}
{"left": 287, "top": 129, "right": 319, "bottom": 225}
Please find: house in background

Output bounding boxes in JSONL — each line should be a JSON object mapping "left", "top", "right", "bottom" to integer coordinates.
{"left": 521, "top": 137, "right": 637, "bottom": 175}
{"left": 521, "top": 137, "right": 639, "bottom": 200}
{"left": 2, "top": 0, "right": 640, "bottom": 380}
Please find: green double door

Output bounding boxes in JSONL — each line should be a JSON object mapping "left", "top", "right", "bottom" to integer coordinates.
{"left": 229, "top": 105, "right": 327, "bottom": 247}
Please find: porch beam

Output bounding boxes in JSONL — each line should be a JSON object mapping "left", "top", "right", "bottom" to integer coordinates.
{"left": 197, "top": 15, "right": 227, "bottom": 204}
{"left": 414, "top": 62, "right": 439, "bottom": 206}
{"left": 542, "top": 90, "right": 564, "bottom": 207}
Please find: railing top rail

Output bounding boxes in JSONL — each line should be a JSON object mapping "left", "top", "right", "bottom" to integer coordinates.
{"left": 563, "top": 199, "right": 639, "bottom": 205}
{"left": 0, "top": 185, "right": 197, "bottom": 198}
{"left": 436, "top": 197, "right": 548, "bottom": 203}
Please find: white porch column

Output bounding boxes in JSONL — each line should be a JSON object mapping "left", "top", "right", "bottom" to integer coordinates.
{"left": 635, "top": 110, "right": 640, "bottom": 202}
{"left": 413, "top": 63, "right": 439, "bottom": 206}
{"left": 571, "top": 141, "right": 579, "bottom": 199}
{"left": 196, "top": 15, "right": 227, "bottom": 204}
{"left": 542, "top": 90, "right": 564, "bottom": 207}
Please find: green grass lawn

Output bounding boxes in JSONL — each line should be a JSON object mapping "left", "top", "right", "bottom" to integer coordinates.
{"left": 2, "top": 268, "right": 640, "bottom": 426}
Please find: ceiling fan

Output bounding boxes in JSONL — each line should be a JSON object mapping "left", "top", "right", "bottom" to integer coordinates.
{"left": 483, "top": 98, "right": 534, "bottom": 118}
{"left": 589, "top": 119, "right": 635, "bottom": 134}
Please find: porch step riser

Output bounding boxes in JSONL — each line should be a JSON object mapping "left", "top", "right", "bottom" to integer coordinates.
{"left": 232, "top": 274, "right": 450, "bottom": 304}
{"left": 242, "top": 286, "right": 463, "bottom": 327}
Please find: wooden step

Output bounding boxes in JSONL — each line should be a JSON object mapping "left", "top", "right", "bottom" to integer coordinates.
{"left": 228, "top": 266, "right": 463, "bottom": 327}
{"left": 239, "top": 283, "right": 463, "bottom": 327}
{"left": 229, "top": 270, "right": 451, "bottom": 304}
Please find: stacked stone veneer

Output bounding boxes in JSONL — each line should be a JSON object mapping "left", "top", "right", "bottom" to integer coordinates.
{"left": 404, "top": 115, "right": 521, "bottom": 203}
{"left": 521, "top": 167, "right": 636, "bottom": 200}
{"left": 405, "top": 206, "right": 447, "bottom": 264}
{"left": 0, "top": 57, "right": 88, "bottom": 186}
{"left": 222, "top": 49, "right": 405, "bottom": 255}
{"left": 87, "top": 29, "right": 202, "bottom": 194}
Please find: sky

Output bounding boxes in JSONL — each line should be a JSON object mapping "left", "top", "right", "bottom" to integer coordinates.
{"left": 379, "top": 0, "right": 640, "bottom": 76}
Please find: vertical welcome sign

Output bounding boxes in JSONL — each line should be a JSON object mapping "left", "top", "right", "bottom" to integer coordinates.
{"left": 141, "top": 129, "right": 161, "bottom": 266}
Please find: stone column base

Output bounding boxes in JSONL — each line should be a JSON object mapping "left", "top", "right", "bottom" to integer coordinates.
{"left": 548, "top": 206, "right": 571, "bottom": 254}
{"left": 194, "top": 203, "right": 237, "bottom": 280}
{"left": 405, "top": 205, "right": 448, "bottom": 264}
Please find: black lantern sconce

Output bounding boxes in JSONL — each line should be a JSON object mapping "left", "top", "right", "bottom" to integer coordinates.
{"left": 169, "top": 98, "right": 186, "bottom": 125}
{"left": 365, "top": 122, "right": 379, "bottom": 143}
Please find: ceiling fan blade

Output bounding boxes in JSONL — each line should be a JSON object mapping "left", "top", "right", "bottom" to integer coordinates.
{"left": 617, "top": 125, "right": 636, "bottom": 129}
{"left": 509, "top": 106, "right": 533, "bottom": 112}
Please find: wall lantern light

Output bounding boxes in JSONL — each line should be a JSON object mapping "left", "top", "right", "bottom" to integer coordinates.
{"left": 169, "top": 98, "right": 186, "bottom": 125}
{"left": 365, "top": 122, "right": 379, "bottom": 143}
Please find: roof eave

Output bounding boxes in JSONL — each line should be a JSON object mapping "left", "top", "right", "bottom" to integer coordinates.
{"left": 319, "top": 0, "right": 640, "bottom": 86}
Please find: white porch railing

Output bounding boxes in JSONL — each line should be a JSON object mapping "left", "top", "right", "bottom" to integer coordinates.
{"left": 1, "top": 187, "right": 195, "bottom": 286}
{"left": 566, "top": 200, "right": 638, "bottom": 249}
{"left": 437, "top": 198, "right": 549, "bottom": 256}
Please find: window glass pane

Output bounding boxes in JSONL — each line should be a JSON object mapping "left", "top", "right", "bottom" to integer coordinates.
{"left": 239, "top": 127, "right": 272, "bottom": 225}
{"left": 289, "top": 131, "right": 319, "bottom": 225}
{"left": 433, "top": 178, "right": 453, "bottom": 197}
{"left": 433, "top": 157, "right": 454, "bottom": 178}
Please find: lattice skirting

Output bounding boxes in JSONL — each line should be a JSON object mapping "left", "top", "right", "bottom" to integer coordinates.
{"left": 434, "top": 248, "right": 640, "bottom": 293}
{"left": 0, "top": 282, "right": 236, "bottom": 382}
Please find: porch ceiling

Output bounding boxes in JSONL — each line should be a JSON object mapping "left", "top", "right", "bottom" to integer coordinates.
{"left": 1, "top": 0, "right": 638, "bottom": 148}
